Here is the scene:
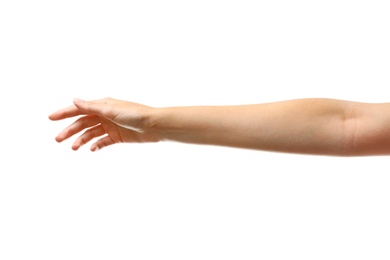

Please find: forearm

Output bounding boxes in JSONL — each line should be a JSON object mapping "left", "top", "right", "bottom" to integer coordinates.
{"left": 150, "top": 98, "right": 355, "bottom": 156}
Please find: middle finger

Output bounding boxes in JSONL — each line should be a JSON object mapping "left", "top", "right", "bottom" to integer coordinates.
{"left": 55, "top": 115, "right": 101, "bottom": 142}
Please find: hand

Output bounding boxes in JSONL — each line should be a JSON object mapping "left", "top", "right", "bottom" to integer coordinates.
{"left": 49, "top": 98, "right": 159, "bottom": 151}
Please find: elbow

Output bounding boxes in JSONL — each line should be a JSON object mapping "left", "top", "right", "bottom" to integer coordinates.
{"left": 341, "top": 118, "right": 359, "bottom": 157}
{"left": 341, "top": 102, "right": 390, "bottom": 157}
{"left": 338, "top": 101, "right": 363, "bottom": 157}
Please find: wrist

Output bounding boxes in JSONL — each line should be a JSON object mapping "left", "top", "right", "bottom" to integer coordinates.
{"left": 145, "top": 107, "right": 169, "bottom": 142}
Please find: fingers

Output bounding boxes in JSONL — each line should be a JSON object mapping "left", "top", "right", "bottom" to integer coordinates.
{"left": 50, "top": 97, "right": 124, "bottom": 152}
{"left": 55, "top": 115, "right": 101, "bottom": 142}
{"left": 48, "top": 98, "right": 116, "bottom": 121}
{"left": 73, "top": 98, "right": 116, "bottom": 120}
{"left": 48, "top": 105, "right": 84, "bottom": 120}
{"left": 72, "top": 125, "right": 106, "bottom": 151}
{"left": 90, "top": 136, "right": 115, "bottom": 152}
{"left": 55, "top": 113, "right": 116, "bottom": 152}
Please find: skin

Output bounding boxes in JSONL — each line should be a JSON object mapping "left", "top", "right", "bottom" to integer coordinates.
{"left": 48, "top": 97, "right": 390, "bottom": 156}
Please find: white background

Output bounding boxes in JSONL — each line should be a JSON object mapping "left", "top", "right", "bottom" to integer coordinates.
{"left": 1, "top": 1, "right": 390, "bottom": 259}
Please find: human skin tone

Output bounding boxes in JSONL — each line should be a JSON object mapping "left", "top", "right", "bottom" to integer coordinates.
{"left": 48, "top": 97, "right": 390, "bottom": 156}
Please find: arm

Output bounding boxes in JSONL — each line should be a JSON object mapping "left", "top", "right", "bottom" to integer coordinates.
{"left": 152, "top": 98, "right": 355, "bottom": 156}
{"left": 48, "top": 97, "right": 390, "bottom": 156}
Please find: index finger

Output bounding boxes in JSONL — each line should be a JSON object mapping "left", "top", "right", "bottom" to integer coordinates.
{"left": 48, "top": 104, "right": 85, "bottom": 120}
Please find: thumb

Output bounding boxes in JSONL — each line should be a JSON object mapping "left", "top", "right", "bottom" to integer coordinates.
{"left": 73, "top": 98, "right": 114, "bottom": 119}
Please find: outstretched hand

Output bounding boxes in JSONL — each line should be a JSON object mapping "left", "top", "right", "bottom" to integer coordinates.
{"left": 49, "top": 98, "right": 159, "bottom": 151}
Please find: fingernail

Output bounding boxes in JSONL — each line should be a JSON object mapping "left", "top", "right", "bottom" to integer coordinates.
{"left": 73, "top": 98, "right": 84, "bottom": 104}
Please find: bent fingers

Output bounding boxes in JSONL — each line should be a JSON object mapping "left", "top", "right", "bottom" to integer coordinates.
{"left": 90, "top": 136, "right": 116, "bottom": 152}
{"left": 55, "top": 115, "right": 101, "bottom": 142}
{"left": 72, "top": 125, "right": 106, "bottom": 150}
